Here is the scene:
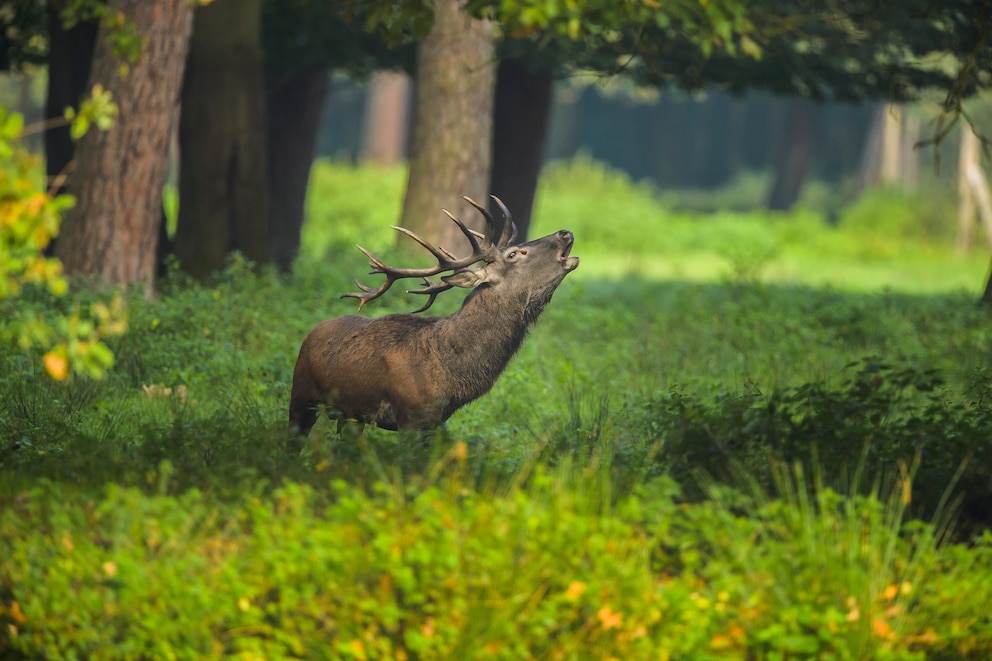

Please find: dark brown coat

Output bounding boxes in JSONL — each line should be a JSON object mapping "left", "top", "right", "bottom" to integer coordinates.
{"left": 289, "top": 198, "right": 578, "bottom": 434}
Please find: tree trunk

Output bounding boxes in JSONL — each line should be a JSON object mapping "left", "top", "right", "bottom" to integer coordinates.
{"left": 959, "top": 127, "right": 992, "bottom": 306}
{"left": 400, "top": 0, "right": 495, "bottom": 255}
{"left": 982, "top": 265, "right": 992, "bottom": 307}
{"left": 859, "top": 103, "right": 918, "bottom": 191}
{"left": 174, "top": 0, "right": 269, "bottom": 280}
{"left": 44, "top": 1, "right": 98, "bottom": 196}
{"left": 488, "top": 58, "right": 553, "bottom": 241}
{"left": 898, "top": 110, "right": 920, "bottom": 189}
{"left": 56, "top": 0, "right": 193, "bottom": 294}
{"left": 266, "top": 69, "right": 330, "bottom": 271}
{"left": 767, "top": 99, "right": 822, "bottom": 211}
{"left": 361, "top": 70, "right": 410, "bottom": 166}
{"left": 880, "top": 104, "right": 902, "bottom": 185}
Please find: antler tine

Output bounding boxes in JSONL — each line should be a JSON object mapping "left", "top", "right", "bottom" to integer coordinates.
{"left": 490, "top": 195, "right": 519, "bottom": 248}
{"left": 405, "top": 277, "right": 455, "bottom": 313}
{"left": 341, "top": 277, "right": 397, "bottom": 312}
{"left": 341, "top": 240, "right": 447, "bottom": 311}
{"left": 440, "top": 209, "right": 486, "bottom": 257}
{"left": 339, "top": 202, "right": 500, "bottom": 312}
{"left": 462, "top": 196, "right": 500, "bottom": 247}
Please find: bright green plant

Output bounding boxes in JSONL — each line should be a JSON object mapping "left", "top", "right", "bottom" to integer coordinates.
{"left": 2, "top": 457, "right": 990, "bottom": 659}
{"left": 697, "top": 461, "right": 951, "bottom": 659}
{"left": 0, "top": 90, "right": 125, "bottom": 381}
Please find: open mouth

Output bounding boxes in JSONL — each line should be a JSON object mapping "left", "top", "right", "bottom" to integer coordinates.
{"left": 559, "top": 235, "right": 580, "bottom": 271}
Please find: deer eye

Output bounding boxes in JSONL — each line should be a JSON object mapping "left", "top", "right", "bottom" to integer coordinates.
{"left": 506, "top": 250, "right": 517, "bottom": 259}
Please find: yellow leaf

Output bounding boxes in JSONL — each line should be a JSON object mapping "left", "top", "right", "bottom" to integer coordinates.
{"left": 9, "top": 601, "right": 27, "bottom": 624}
{"left": 565, "top": 581, "right": 586, "bottom": 600}
{"left": 846, "top": 596, "right": 860, "bottom": 622}
{"left": 597, "top": 606, "right": 623, "bottom": 630}
{"left": 873, "top": 617, "right": 894, "bottom": 640}
{"left": 44, "top": 347, "right": 68, "bottom": 380}
{"left": 349, "top": 639, "right": 367, "bottom": 660}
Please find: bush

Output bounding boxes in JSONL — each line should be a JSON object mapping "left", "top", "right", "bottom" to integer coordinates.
{"left": 837, "top": 185, "right": 957, "bottom": 249}
{"left": 626, "top": 359, "right": 992, "bottom": 534}
{"left": 4, "top": 463, "right": 991, "bottom": 659}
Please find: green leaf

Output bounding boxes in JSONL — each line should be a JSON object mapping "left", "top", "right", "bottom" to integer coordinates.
{"left": 740, "top": 35, "right": 763, "bottom": 59}
{"left": 2, "top": 112, "right": 24, "bottom": 139}
{"left": 70, "top": 116, "right": 90, "bottom": 141}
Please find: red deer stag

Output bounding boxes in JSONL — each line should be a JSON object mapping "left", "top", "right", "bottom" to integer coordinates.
{"left": 289, "top": 196, "right": 579, "bottom": 435}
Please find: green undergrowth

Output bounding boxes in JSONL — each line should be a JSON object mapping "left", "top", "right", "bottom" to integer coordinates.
{"left": 4, "top": 456, "right": 992, "bottom": 659}
{"left": 4, "top": 158, "right": 992, "bottom": 657}
{"left": 3, "top": 258, "right": 992, "bottom": 657}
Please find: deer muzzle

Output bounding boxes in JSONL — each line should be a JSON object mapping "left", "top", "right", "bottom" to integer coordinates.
{"left": 556, "top": 230, "right": 580, "bottom": 272}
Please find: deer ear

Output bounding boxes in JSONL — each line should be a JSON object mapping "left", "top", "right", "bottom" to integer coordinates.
{"left": 443, "top": 265, "right": 495, "bottom": 288}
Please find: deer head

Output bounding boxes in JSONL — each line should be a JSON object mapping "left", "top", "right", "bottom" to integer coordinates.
{"left": 289, "top": 196, "right": 579, "bottom": 435}
{"left": 343, "top": 195, "right": 578, "bottom": 313}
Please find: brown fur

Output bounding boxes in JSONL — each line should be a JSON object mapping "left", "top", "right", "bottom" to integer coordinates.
{"left": 289, "top": 228, "right": 579, "bottom": 434}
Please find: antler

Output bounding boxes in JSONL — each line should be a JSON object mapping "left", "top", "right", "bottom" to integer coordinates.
{"left": 342, "top": 195, "right": 518, "bottom": 313}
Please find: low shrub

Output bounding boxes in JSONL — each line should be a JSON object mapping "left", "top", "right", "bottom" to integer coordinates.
{"left": 3, "top": 461, "right": 991, "bottom": 659}
{"left": 624, "top": 359, "right": 992, "bottom": 535}
{"left": 0, "top": 467, "right": 682, "bottom": 659}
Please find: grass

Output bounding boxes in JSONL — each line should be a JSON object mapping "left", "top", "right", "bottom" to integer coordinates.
{"left": 3, "top": 156, "right": 992, "bottom": 657}
{"left": 301, "top": 155, "right": 989, "bottom": 293}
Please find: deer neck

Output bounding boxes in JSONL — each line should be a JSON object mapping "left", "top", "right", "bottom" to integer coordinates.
{"left": 433, "top": 285, "right": 547, "bottom": 395}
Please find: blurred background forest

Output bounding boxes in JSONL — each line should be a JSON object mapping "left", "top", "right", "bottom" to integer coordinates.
{"left": 319, "top": 73, "right": 992, "bottom": 216}
{"left": 5, "top": 65, "right": 989, "bottom": 219}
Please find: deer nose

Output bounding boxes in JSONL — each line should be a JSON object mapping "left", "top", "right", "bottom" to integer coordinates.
{"left": 557, "top": 230, "right": 573, "bottom": 242}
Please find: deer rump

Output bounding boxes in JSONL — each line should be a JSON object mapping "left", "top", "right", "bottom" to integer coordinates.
{"left": 289, "top": 196, "right": 579, "bottom": 435}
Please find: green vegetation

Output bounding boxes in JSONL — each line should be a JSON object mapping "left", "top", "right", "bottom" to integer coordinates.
{"left": 3, "top": 158, "right": 992, "bottom": 658}
{"left": 0, "top": 101, "right": 125, "bottom": 382}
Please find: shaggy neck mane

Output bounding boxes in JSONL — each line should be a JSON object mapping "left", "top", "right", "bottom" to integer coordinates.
{"left": 431, "top": 284, "right": 552, "bottom": 402}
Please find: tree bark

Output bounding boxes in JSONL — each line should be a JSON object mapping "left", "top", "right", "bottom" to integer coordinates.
{"left": 859, "top": 103, "right": 917, "bottom": 191}
{"left": 56, "top": 0, "right": 193, "bottom": 294}
{"left": 361, "top": 70, "right": 410, "bottom": 166}
{"left": 266, "top": 69, "right": 330, "bottom": 271}
{"left": 959, "top": 126, "right": 979, "bottom": 252}
{"left": 488, "top": 58, "right": 553, "bottom": 242}
{"left": 400, "top": 0, "right": 496, "bottom": 255}
{"left": 767, "top": 99, "right": 822, "bottom": 211}
{"left": 174, "top": 0, "right": 269, "bottom": 280}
